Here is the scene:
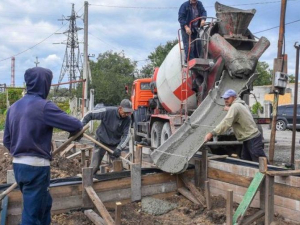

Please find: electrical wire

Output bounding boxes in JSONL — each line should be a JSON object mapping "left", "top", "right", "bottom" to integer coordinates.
{"left": 253, "top": 19, "right": 300, "bottom": 34}
{"left": 90, "top": 0, "right": 300, "bottom": 9}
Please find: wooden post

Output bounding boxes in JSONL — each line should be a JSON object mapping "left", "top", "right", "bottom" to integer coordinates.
{"left": 295, "top": 160, "right": 300, "bottom": 170}
{"left": 134, "top": 145, "right": 142, "bottom": 164}
{"left": 85, "top": 160, "right": 89, "bottom": 168}
{"left": 131, "top": 163, "right": 141, "bottom": 202}
{"left": 205, "top": 181, "right": 211, "bottom": 210}
{"left": 194, "top": 158, "right": 201, "bottom": 188}
{"left": 113, "top": 159, "right": 123, "bottom": 172}
{"left": 85, "top": 186, "right": 115, "bottom": 225}
{"left": 226, "top": 189, "right": 233, "bottom": 225}
{"left": 200, "top": 148, "right": 207, "bottom": 189}
{"left": 265, "top": 175, "right": 274, "bottom": 225}
{"left": 81, "top": 149, "right": 86, "bottom": 166}
{"left": 115, "top": 202, "right": 122, "bottom": 225}
{"left": 259, "top": 157, "right": 267, "bottom": 210}
{"left": 82, "top": 167, "right": 93, "bottom": 208}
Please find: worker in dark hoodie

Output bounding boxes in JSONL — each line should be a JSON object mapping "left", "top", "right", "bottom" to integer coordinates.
{"left": 3, "top": 67, "right": 82, "bottom": 225}
{"left": 204, "top": 89, "right": 268, "bottom": 162}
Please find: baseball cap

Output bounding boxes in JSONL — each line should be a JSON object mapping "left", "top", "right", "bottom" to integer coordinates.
{"left": 221, "top": 89, "right": 237, "bottom": 99}
{"left": 120, "top": 99, "right": 133, "bottom": 113}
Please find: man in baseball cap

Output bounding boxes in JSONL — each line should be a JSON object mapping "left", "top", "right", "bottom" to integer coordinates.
{"left": 81, "top": 99, "right": 133, "bottom": 174}
{"left": 204, "top": 89, "right": 268, "bottom": 162}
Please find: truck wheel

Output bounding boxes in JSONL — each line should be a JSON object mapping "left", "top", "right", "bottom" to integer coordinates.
{"left": 151, "top": 121, "right": 163, "bottom": 148}
{"left": 161, "top": 122, "right": 172, "bottom": 145}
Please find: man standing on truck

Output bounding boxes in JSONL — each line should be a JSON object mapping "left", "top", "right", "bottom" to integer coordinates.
{"left": 3, "top": 67, "right": 83, "bottom": 225}
{"left": 178, "top": 0, "right": 207, "bottom": 62}
{"left": 81, "top": 99, "right": 133, "bottom": 174}
{"left": 204, "top": 89, "right": 268, "bottom": 162}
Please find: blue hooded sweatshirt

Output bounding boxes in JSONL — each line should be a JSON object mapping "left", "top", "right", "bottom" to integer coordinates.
{"left": 3, "top": 67, "right": 83, "bottom": 160}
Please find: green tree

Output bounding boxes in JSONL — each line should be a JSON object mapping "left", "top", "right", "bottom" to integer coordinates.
{"left": 90, "top": 51, "right": 136, "bottom": 106}
{"left": 288, "top": 74, "right": 295, "bottom": 83}
{"left": 253, "top": 61, "right": 272, "bottom": 86}
{"left": 140, "top": 40, "right": 178, "bottom": 77}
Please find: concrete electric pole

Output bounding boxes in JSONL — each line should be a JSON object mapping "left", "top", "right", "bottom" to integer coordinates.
{"left": 83, "top": 1, "right": 89, "bottom": 114}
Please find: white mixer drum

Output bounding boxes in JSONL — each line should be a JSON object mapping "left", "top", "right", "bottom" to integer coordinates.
{"left": 156, "top": 43, "right": 197, "bottom": 113}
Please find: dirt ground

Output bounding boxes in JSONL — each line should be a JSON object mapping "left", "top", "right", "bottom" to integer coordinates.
{"left": 1, "top": 127, "right": 300, "bottom": 224}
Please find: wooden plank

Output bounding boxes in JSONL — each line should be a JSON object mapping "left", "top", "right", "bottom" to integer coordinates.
{"left": 205, "top": 181, "right": 211, "bottom": 210}
{"left": 267, "top": 170, "right": 300, "bottom": 177}
{"left": 259, "top": 157, "right": 267, "bottom": 211}
{"left": 265, "top": 175, "right": 274, "bottom": 225}
{"left": 84, "top": 209, "right": 106, "bottom": 225}
{"left": 200, "top": 149, "right": 207, "bottom": 189}
{"left": 134, "top": 145, "right": 142, "bottom": 164}
{"left": 66, "top": 151, "right": 81, "bottom": 159}
{"left": 60, "top": 143, "right": 75, "bottom": 157}
{"left": 178, "top": 187, "right": 200, "bottom": 205}
{"left": 243, "top": 210, "right": 265, "bottom": 225}
{"left": 233, "top": 172, "right": 265, "bottom": 224}
{"left": 82, "top": 167, "right": 93, "bottom": 208}
{"left": 180, "top": 175, "right": 205, "bottom": 206}
{"left": 85, "top": 186, "right": 114, "bottom": 225}
{"left": 81, "top": 149, "right": 86, "bottom": 166}
{"left": 113, "top": 160, "right": 123, "bottom": 172}
{"left": 226, "top": 190, "right": 233, "bottom": 225}
{"left": 295, "top": 160, "right": 300, "bottom": 170}
{"left": 208, "top": 155, "right": 228, "bottom": 160}
{"left": 115, "top": 202, "right": 122, "bottom": 225}
{"left": 194, "top": 158, "right": 201, "bottom": 188}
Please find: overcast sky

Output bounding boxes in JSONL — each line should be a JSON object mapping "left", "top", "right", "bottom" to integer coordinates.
{"left": 0, "top": 0, "right": 299, "bottom": 86}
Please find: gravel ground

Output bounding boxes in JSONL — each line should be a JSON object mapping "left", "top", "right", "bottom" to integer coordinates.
{"left": 262, "top": 124, "right": 300, "bottom": 166}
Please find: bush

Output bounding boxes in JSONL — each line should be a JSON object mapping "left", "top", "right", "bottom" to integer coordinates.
{"left": 251, "top": 102, "right": 263, "bottom": 115}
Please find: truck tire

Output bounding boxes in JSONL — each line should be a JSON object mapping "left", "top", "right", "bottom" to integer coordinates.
{"left": 161, "top": 122, "right": 172, "bottom": 145}
{"left": 151, "top": 121, "right": 163, "bottom": 148}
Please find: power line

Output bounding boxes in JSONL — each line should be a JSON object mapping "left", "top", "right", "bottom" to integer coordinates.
{"left": 90, "top": 0, "right": 300, "bottom": 9}
{"left": 0, "top": 23, "right": 67, "bottom": 63}
{"left": 254, "top": 19, "right": 300, "bottom": 34}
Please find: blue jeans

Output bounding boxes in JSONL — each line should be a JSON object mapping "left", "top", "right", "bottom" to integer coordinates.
{"left": 242, "top": 133, "right": 267, "bottom": 162}
{"left": 181, "top": 29, "right": 202, "bottom": 62}
{"left": 13, "top": 163, "right": 52, "bottom": 225}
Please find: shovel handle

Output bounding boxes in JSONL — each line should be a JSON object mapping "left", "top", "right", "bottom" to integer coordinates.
{"left": 83, "top": 133, "right": 132, "bottom": 165}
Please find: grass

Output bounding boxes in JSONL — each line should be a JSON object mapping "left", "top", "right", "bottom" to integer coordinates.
{"left": 0, "top": 114, "right": 5, "bottom": 130}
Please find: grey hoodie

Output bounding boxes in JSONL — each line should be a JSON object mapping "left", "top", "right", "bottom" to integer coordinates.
{"left": 212, "top": 98, "right": 260, "bottom": 141}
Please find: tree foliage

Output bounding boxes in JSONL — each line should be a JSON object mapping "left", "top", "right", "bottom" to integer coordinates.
{"left": 288, "top": 74, "right": 295, "bottom": 83}
{"left": 140, "top": 40, "right": 178, "bottom": 77}
{"left": 253, "top": 61, "right": 272, "bottom": 86}
{"left": 90, "top": 51, "right": 136, "bottom": 106}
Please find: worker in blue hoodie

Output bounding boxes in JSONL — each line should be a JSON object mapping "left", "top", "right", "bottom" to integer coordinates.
{"left": 178, "top": 0, "right": 207, "bottom": 62}
{"left": 3, "top": 67, "right": 82, "bottom": 225}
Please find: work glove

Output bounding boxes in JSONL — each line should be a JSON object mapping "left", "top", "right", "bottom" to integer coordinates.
{"left": 113, "top": 148, "right": 122, "bottom": 158}
{"left": 68, "top": 132, "right": 83, "bottom": 142}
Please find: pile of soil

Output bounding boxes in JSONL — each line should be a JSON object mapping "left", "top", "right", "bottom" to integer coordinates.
{"left": 0, "top": 145, "right": 12, "bottom": 184}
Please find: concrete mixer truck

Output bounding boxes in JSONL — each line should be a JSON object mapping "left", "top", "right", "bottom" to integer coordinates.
{"left": 131, "top": 2, "right": 270, "bottom": 160}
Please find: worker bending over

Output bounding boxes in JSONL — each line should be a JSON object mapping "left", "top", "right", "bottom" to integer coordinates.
{"left": 204, "top": 89, "right": 268, "bottom": 162}
{"left": 81, "top": 99, "right": 133, "bottom": 174}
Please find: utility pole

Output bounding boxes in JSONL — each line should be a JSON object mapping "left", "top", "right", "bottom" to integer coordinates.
{"left": 291, "top": 43, "right": 300, "bottom": 165}
{"left": 269, "top": 0, "right": 288, "bottom": 164}
{"left": 55, "top": 3, "right": 83, "bottom": 93}
{"left": 34, "top": 57, "right": 40, "bottom": 67}
{"left": 83, "top": 1, "right": 89, "bottom": 114}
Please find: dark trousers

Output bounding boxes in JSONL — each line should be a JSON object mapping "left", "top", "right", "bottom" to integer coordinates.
{"left": 181, "top": 30, "right": 202, "bottom": 62}
{"left": 242, "top": 133, "right": 267, "bottom": 162}
{"left": 13, "top": 163, "right": 52, "bottom": 225}
{"left": 90, "top": 138, "right": 117, "bottom": 174}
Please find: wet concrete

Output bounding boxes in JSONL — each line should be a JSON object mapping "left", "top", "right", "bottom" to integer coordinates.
{"left": 141, "top": 197, "right": 178, "bottom": 216}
